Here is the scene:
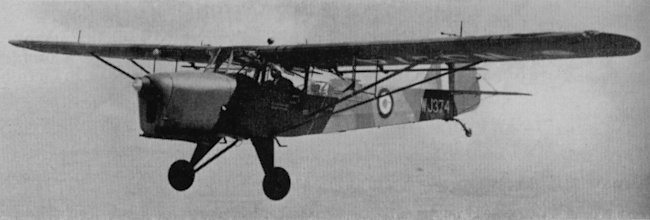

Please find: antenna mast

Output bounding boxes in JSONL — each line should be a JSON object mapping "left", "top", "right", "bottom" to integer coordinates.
{"left": 441, "top": 21, "right": 464, "bottom": 37}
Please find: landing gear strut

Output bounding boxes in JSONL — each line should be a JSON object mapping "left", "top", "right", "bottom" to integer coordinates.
{"left": 253, "top": 137, "right": 291, "bottom": 200}
{"left": 166, "top": 137, "right": 290, "bottom": 201}
{"left": 167, "top": 138, "right": 239, "bottom": 191}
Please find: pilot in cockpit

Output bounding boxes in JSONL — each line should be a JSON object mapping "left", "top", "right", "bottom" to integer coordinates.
{"left": 266, "top": 68, "right": 294, "bottom": 92}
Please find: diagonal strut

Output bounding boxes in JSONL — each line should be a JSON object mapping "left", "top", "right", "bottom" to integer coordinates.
{"left": 277, "top": 62, "right": 482, "bottom": 135}
{"left": 90, "top": 53, "right": 136, "bottom": 80}
{"left": 129, "top": 59, "right": 150, "bottom": 74}
{"left": 193, "top": 139, "right": 240, "bottom": 173}
{"left": 305, "top": 61, "right": 425, "bottom": 118}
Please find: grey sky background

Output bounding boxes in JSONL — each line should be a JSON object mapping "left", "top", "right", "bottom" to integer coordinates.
{"left": 0, "top": 0, "right": 649, "bottom": 218}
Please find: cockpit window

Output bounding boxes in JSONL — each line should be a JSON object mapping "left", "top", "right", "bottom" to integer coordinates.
{"left": 215, "top": 62, "right": 344, "bottom": 97}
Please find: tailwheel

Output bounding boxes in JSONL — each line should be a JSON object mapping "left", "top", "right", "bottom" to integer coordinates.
{"left": 451, "top": 118, "right": 472, "bottom": 138}
{"left": 262, "top": 167, "right": 291, "bottom": 200}
{"left": 168, "top": 160, "right": 195, "bottom": 191}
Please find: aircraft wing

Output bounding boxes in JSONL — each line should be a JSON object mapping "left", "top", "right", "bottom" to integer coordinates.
{"left": 7, "top": 40, "right": 260, "bottom": 64}
{"left": 9, "top": 31, "right": 640, "bottom": 69}
{"left": 256, "top": 31, "right": 640, "bottom": 69}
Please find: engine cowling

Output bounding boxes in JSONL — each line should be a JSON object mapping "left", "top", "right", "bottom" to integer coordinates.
{"left": 134, "top": 72, "right": 237, "bottom": 141}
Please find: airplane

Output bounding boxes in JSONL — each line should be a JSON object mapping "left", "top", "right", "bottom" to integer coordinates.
{"left": 8, "top": 30, "right": 640, "bottom": 200}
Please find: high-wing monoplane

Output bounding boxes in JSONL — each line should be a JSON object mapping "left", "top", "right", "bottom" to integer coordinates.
{"left": 9, "top": 30, "right": 640, "bottom": 200}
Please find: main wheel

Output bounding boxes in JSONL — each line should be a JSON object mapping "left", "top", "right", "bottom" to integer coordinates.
{"left": 168, "top": 160, "right": 195, "bottom": 191}
{"left": 262, "top": 167, "right": 291, "bottom": 200}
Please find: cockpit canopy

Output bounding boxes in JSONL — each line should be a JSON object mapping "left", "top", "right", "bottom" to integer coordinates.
{"left": 210, "top": 62, "right": 351, "bottom": 98}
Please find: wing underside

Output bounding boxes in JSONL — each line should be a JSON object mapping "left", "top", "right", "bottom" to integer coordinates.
{"left": 9, "top": 31, "right": 640, "bottom": 71}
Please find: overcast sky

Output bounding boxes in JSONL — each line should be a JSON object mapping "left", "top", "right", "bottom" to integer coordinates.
{"left": 1, "top": 0, "right": 649, "bottom": 218}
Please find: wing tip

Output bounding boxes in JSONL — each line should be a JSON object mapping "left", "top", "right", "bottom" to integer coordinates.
{"left": 593, "top": 33, "right": 642, "bottom": 56}
{"left": 8, "top": 40, "right": 37, "bottom": 50}
{"left": 8, "top": 40, "right": 24, "bottom": 47}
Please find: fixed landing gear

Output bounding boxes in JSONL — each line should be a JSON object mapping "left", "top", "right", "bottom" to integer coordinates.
{"left": 253, "top": 137, "right": 291, "bottom": 200}
{"left": 166, "top": 137, "right": 290, "bottom": 201}
{"left": 262, "top": 167, "right": 291, "bottom": 200}
{"left": 167, "top": 138, "right": 239, "bottom": 192}
{"left": 168, "top": 160, "right": 195, "bottom": 191}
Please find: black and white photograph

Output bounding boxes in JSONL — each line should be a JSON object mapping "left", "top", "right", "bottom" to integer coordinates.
{"left": 1, "top": 0, "right": 648, "bottom": 218}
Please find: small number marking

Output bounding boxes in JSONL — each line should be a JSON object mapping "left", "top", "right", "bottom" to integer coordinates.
{"left": 420, "top": 98, "right": 450, "bottom": 114}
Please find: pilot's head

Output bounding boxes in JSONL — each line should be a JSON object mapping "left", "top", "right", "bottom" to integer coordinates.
{"left": 271, "top": 69, "right": 282, "bottom": 79}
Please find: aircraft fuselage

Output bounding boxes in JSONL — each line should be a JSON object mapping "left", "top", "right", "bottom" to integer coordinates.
{"left": 135, "top": 72, "right": 338, "bottom": 142}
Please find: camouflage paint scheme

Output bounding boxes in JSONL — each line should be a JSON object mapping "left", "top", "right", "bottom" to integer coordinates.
{"left": 8, "top": 31, "right": 641, "bottom": 142}
{"left": 294, "top": 64, "right": 480, "bottom": 136}
{"left": 8, "top": 30, "right": 641, "bottom": 200}
{"left": 128, "top": 64, "right": 478, "bottom": 142}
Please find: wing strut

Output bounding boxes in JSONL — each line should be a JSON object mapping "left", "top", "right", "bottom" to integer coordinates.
{"left": 345, "top": 57, "right": 357, "bottom": 92}
{"left": 90, "top": 53, "right": 136, "bottom": 80}
{"left": 329, "top": 61, "right": 482, "bottom": 116}
{"left": 336, "top": 67, "right": 484, "bottom": 74}
{"left": 303, "top": 65, "right": 310, "bottom": 93}
{"left": 278, "top": 61, "right": 482, "bottom": 135}
{"left": 223, "top": 50, "right": 234, "bottom": 74}
{"left": 129, "top": 59, "right": 150, "bottom": 74}
{"left": 204, "top": 49, "right": 222, "bottom": 73}
{"left": 437, "top": 90, "right": 531, "bottom": 96}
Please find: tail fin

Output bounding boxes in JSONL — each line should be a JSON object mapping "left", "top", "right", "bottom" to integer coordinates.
{"left": 420, "top": 64, "right": 444, "bottom": 89}
{"left": 420, "top": 63, "right": 481, "bottom": 116}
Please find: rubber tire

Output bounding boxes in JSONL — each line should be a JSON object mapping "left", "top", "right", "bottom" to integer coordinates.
{"left": 168, "top": 160, "right": 195, "bottom": 191}
{"left": 262, "top": 167, "right": 291, "bottom": 200}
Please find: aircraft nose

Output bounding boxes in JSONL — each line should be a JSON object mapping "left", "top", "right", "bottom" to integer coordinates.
{"left": 132, "top": 77, "right": 151, "bottom": 92}
{"left": 135, "top": 74, "right": 172, "bottom": 102}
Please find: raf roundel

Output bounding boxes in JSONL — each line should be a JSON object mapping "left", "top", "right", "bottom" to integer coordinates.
{"left": 377, "top": 88, "right": 393, "bottom": 118}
